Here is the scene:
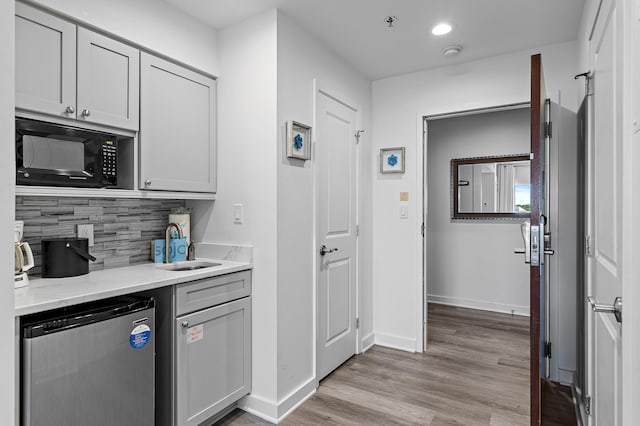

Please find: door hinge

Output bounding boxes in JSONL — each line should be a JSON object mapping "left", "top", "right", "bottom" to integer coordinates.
{"left": 544, "top": 341, "right": 552, "bottom": 358}
{"left": 356, "top": 225, "right": 360, "bottom": 237}
{"left": 530, "top": 152, "right": 535, "bottom": 160}
{"left": 421, "top": 222, "right": 425, "bottom": 237}
{"left": 545, "top": 121, "right": 553, "bottom": 138}
{"left": 584, "top": 395, "right": 592, "bottom": 415}
{"left": 356, "top": 318, "right": 360, "bottom": 329}
{"left": 585, "top": 235, "right": 592, "bottom": 257}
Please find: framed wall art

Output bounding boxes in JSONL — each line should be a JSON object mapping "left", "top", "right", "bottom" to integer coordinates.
{"left": 380, "top": 147, "right": 405, "bottom": 174}
{"left": 286, "top": 120, "right": 312, "bottom": 160}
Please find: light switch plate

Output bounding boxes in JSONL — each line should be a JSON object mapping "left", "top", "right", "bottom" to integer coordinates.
{"left": 400, "top": 205, "right": 408, "bottom": 219}
{"left": 77, "top": 224, "right": 94, "bottom": 246}
{"left": 233, "top": 204, "right": 244, "bottom": 224}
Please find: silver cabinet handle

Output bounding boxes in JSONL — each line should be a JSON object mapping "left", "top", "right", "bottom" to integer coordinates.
{"left": 64, "top": 106, "right": 75, "bottom": 114}
{"left": 181, "top": 321, "right": 189, "bottom": 328}
{"left": 320, "top": 245, "right": 338, "bottom": 256}
{"left": 81, "top": 109, "right": 91, "bottom": 118}
{"left": 587, "top": 296, "right": 622, "bottom": 323}
{"left": 144, "top": 179, "right": 151, "bottom": 186}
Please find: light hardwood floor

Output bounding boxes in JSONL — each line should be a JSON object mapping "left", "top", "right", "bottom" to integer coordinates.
{"left": 217, "top": 304, "right": 531, "bottom": 425}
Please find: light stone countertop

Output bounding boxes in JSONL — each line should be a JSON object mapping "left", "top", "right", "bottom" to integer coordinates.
{"left": 15, "top": 243, "right": 253, "bottom": 317}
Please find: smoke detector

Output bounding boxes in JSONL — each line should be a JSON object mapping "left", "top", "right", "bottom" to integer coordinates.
{"left": 442, "top": 45, "right": 463, "bottom": 57}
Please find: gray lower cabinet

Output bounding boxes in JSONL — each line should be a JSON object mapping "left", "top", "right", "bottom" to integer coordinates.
{"left": 15, "top": 2, "right": 140, "bottom": 131}
{"left": 139, "top": 271, "right": 252, "bottom": 426}
{"left": 175, "top": 297, "right": 251, "bottom": 426}
{"left": 139, "top": 53, "right": 217, "bottom": 193}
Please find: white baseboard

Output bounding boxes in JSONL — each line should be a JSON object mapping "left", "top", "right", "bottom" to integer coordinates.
{"left": 361, "top": 332, "right": 375, "bottom": 352}
{"left": 238, "top": 394, "right": 278, "bottom": 424}
{"left": 276, "top": 378, "right": 317, "bottom": 422}
{"left": 558, "top": 368, "right": 575, "bottom": 386}
{"left": 238, "top": 377, "right": 317, "bottom": 424}
{"left": 374, "top": 332, "right": 416, "bottom": 353}
{"left": 428, "top": 294, "right": 529, "bottom": 317}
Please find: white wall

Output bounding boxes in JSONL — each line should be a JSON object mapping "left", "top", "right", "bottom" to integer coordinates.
{"left": 427, "top": 108, "right": 530, "bottom": 315}
{"left": 275, "top": 10, "right": 373, "bottom": 413}
{"left": 372, "top": 41, "right": 579, "bottom": 353}
{"left": 191, "top": 9, "right": 373, "bottom": 422}
{"left": 1, "top": 2, "right": 15, "bottom": 425}
{"left": 27, "top": 0, "right": 219, "bottom": 76}
{"left": 188, "top": 9, "right": 279, "bottom": 419}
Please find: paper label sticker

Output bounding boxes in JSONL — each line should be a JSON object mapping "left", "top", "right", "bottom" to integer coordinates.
{"left": 130, "top": 324, "right": 151, "bottom": 349}
{"left": 187, "top": 324, "right": 204, "bottom": 344}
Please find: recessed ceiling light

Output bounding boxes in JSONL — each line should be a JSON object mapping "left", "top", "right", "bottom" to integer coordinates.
{"left": 432, "top": 23, "right": 452, "bottom": 36}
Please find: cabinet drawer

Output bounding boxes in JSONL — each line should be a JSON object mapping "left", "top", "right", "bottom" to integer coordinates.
{"left": 175, "top": 270, "right": 251, "bottom": 316}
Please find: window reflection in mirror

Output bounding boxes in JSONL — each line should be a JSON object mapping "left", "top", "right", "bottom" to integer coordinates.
{"left": 452, "top": 154, "right": 530, "bottom": 219}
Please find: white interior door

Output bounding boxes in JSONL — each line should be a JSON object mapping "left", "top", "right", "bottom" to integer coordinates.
{"left": 586, "top": 0, "right": 623, "bottom": 423}
{"left": 316, "top": 89, "right": 358, "bottom": 380}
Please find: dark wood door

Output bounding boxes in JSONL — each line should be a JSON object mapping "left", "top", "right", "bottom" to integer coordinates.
{"left": 529, "top": 53, "right": 546, "bottom": 426}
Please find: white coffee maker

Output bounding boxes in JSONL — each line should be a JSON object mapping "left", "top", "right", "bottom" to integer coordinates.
{"left": 15, "top": 221, "right": 34, "bottom": 288}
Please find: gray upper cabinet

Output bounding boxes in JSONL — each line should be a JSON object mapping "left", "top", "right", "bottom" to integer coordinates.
{"left": 15, "top": 3, "right": 140, "bottom": 131}
{"left": 15, "top": 2, "right": 76, "bottom": 118}
{"left": 140, "top": 53, "right": 217, "bottom": 193}
{"left": 76, "top": 28, "right": 139, "bottom": 130}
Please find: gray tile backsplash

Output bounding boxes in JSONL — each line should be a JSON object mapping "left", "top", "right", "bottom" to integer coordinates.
{"left": 16, "top": 196, "right": 185, "bottom": 276}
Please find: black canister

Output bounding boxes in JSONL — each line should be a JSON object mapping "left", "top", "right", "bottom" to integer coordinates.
{"left": 41, "top": 238, "right": 97, "bottom": 278}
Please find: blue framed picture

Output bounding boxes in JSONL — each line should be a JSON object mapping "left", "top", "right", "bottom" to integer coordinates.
{"left": 380, "top": 147, "right": 405, "bottom": 174}
{"left": 286, "top": 120, "right": 312, "bottom": 160}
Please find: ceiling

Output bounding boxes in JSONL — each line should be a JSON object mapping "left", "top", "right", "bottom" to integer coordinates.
{"left": 164, "top": 0, "right": 586, "bottom": 80}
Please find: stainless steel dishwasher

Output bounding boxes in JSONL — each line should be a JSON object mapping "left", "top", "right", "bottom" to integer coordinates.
{"left": 21, "top": 296, "right": 155, "bottom": 426}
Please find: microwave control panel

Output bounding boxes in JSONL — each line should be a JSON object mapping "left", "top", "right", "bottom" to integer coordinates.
{"left": 101, "top": 138, "right": 118, "bottom": 186}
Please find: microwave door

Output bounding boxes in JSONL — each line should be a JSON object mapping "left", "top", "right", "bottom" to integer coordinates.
{"left": 21, "top": 135, "right": 91, "bottom": 180}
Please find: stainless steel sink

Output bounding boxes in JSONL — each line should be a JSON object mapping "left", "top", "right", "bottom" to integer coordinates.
{"left": 156, "top": 260, "right": 222, "bottom": 271}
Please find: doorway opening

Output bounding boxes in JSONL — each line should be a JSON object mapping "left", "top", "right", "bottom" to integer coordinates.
{"left": 422, "top": 103, "right": 532, "bottom": 343}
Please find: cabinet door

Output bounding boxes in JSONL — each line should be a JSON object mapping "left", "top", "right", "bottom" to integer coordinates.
{"left": 140, "top": 53, "right": 217, "bottom": 193}
{"left": 175, "top": 297, "right": 251, "bottom": 426}
{"left": 77, "top": 28, "right": 140, "bottom": 130}
{"left": 15, "top": 2, "right": 76, "bottom": 117}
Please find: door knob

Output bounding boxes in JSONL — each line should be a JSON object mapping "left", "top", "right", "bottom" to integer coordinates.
{"left": 181, "top": 321, "right": 189, "bottom": 328}
{"left": 144, "top": 179, "right": 151, "bottom": 186}
{"left": 587, "top": 296, "right": 622, "bottom": 323}
{"left": 64, "top": 106, "right": 75, "bottom": 114}
{"left": 320, "top": 245, "right": 338, "bottom": 256}
{"left": 81, "top": 109, "right": 91, "bottom": 118}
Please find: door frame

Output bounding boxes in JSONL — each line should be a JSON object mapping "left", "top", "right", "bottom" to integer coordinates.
{"left": 313, "top": 79, "right": 363, "bottom": 381}
{"left": 621, "top": 0, "right": 640, "bottom": 421}
{"left": 418, "top": 101, "right": 531, "bottom": 351}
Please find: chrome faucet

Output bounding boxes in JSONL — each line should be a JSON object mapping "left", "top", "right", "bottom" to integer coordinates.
{"left": 165, "top": 223, "right": 183, "bottom": 263}
{"left": 187, "top": 242, "right": 196, "bottom": 261}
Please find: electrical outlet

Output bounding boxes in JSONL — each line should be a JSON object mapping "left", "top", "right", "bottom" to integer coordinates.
{"left": 77, "top": 224, "right": 94, "bottom": 247}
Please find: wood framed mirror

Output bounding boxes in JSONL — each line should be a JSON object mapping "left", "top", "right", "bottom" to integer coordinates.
{"left": 451, "top": 154, "right": 531, "bottom": 220}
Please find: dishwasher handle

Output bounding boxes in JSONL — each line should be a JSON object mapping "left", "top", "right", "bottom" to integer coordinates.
{"left": 23, "top": 296, "right": 155, "bottom": 338}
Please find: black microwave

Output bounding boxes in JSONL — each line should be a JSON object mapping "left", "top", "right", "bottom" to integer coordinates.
{"left": 16, "top": 118, "right": 119, "bottom": 188}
